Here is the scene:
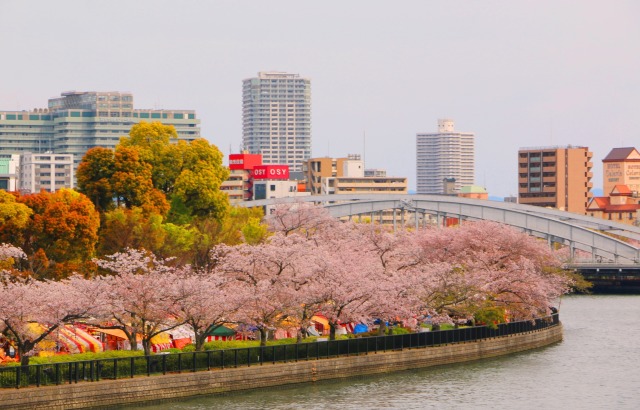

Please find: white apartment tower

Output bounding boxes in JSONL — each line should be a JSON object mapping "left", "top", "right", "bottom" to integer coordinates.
{"left": 416, "top": 119, "right": 475, "bottom": 194}
{"left": 242, "top": 72, "right": 311, "bottom": 172}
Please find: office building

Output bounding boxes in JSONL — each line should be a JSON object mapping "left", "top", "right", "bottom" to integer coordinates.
{"left": 18, "top": 152, "right": 74, "bottom": 193}
{"left": 0, "top": 91, "right": 200, "bottom": 171}
{"left": 242, "top": 72, "right": 311, "bottom": 172}
{"left": 518, "top": 146, "right": 593, "bottom": 214}
{"left": 304, "top": 154, "right": 407, "bottom": 195}
{"left": 304, "top": 155, "right": 360, "bottom": 195}
{"left": 416, "top": 119, "right": 475, "bottom": 194}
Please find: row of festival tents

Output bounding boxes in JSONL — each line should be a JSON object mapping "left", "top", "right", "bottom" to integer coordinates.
{"left": 9, "top": 315, "right": 370, "bottom": 359}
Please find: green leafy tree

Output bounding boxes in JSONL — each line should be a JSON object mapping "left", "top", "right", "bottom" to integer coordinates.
{"left": 119, "top": 121, "right": 180, "bottom": 194}
{"left": 169, "top": 138, "right": 230, "bottom": 221}
{"left": 97, "top": 207, "right": 166, "bottom": 257}
{"left": 76, "top": 147, "right": 116, "bottom": 212}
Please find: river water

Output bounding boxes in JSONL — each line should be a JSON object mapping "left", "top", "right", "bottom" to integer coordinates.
{"left": 134, "top": 295, "right": 640, "bottom": 410}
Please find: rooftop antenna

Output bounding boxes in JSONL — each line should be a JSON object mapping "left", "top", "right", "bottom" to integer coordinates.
{"left": 363, "top": 130, "right": 366, "bottom": 168}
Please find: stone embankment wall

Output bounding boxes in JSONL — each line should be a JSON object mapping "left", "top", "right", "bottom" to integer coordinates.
{"left": 1, "top": 325, "right": 563, "bottom": 409}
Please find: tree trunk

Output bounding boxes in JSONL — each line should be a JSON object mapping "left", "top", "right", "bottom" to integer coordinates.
{"left": 378, "top": 321, "right": 387, "bottom": 336}
{"left": 195, "top": 332, "right": 206, "bottom": 351}
{"left": 259, "top": 327, "right": 267, "bottom": 347}
{"left": 18, "top": 340, "right": 35, "bottom": 367}
{"left": 128, "top": 332, "right": 138, "bottom": 351}
{"left": 329, "top": 323, "right": 336, "bottom": 341}
{"left": 19, "top": 347, "right": 30, "bottom": 367}
{"left": 142, "top": 339, "right": 152, "bottom": 356}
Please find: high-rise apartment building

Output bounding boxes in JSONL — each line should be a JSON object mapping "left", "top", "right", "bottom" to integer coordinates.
{"left": 242, "top": 72, "right": 311, "bottom": 172}
{"left": 0, "top": 91, "right": 200, "bottom": 171}
{"left": 518, "top": 146, "right": 593, "bottom": 214}
{"left": 416, "top": 119, "right": 475, "bottom": 194}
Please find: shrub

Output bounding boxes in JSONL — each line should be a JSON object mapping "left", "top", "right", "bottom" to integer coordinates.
{"left": 181, "top": 344, "right": 196, "bottom": 352}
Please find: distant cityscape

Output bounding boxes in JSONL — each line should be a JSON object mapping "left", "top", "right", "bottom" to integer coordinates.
{"left": 0, "top": 72, "right": 638, "bottom": 226}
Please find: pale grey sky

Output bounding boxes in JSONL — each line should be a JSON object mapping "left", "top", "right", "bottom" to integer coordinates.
{"left": 1, "top": 0, "right": 639, "bottom": 197}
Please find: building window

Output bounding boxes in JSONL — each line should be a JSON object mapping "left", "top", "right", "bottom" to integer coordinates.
{"left": 270, "top": 185, "right": 276, "bottom": 191}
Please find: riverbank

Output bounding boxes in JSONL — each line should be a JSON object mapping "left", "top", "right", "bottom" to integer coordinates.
{"left": 0, "top": 324, "right": 562, "bottom": 409}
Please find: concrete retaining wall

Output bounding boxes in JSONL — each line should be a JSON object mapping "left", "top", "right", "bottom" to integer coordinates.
{"left": 0, "top": 324, "right": 563, "bottom": 409}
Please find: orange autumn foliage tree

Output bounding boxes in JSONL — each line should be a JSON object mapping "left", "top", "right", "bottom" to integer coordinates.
{"left": 19, "top": 189, "right": 100, "bottom": 279}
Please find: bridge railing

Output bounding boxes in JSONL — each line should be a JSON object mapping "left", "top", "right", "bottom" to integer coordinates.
{"left": 0, "top": 314, "right": 559, "bottom": 389}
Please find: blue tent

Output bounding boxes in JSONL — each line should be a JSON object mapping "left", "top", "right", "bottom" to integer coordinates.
{"left": 353, "top": 324, "right": 368, "bottom": 334}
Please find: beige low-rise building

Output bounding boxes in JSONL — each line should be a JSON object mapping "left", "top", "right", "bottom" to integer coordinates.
{"left": 587, "top": 147, "right": 640, "bottom": 226}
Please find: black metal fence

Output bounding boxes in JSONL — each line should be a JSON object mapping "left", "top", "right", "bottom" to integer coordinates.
{"left": 0, "top": 314, "right": 559, "bottom": 389}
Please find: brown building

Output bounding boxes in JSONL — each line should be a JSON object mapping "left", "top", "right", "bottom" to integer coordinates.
{"left": 518, "top": 146, "right": 593, "bottom": 214}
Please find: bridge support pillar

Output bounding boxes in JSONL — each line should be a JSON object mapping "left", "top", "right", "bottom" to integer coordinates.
{"left": 393, "top": 209, "right": 397, "bottom": 233}
{"left": 569, "top": 241, "right": 575, "bottom": 260}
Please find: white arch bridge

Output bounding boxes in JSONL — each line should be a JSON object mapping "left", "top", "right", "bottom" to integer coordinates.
{"left": 240, "top": 194, "right": 640, "bottom": 265}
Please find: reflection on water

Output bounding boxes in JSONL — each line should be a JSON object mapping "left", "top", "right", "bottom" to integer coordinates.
{"left": 126, "top": 295, "right": 640, "bottom": 410}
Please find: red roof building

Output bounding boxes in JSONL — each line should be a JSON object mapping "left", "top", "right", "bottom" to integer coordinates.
{"left": 602, "top": 147, "right": 640, "bottom": 195}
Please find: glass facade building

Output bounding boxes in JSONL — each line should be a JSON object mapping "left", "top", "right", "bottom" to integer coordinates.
{"left": 0, "top": 91, "right": 200, "bottom": 171}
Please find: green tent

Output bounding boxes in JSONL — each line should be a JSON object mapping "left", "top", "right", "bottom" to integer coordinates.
{"left": 205, "top": 325, "right": 236, "bottom": 337}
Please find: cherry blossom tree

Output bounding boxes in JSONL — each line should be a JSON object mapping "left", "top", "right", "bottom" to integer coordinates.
{"left": 359, "top": 227, "right": 426, "bottom": 334}
{"left": 266, "top": 201, "right": 341, "bottom": 238}
{"left": 0, "top": 275, "right": 100, "bottom": 365}
{"left": 214, "top": 233, "right": 314, "bottom": 345}
{"left": 92, "top": 249, "right": 184, "bottom": 355}
{"left": 407, "top": 221, "right": 572, "bottom": 324}
{"left": 173, "top": 267, "right": 247, "bottom": 351}
{"left": 0, "top": 243, "right": 26, "bottom": 273}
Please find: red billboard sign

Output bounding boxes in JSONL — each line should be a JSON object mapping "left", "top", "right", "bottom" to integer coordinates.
{"left": 228, "top": 154, "right": 262, "bottom": 170}
{"left": 252, "top": 165, "right": 290, "bottom": 180}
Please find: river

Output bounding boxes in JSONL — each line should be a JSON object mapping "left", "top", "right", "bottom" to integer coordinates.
{"left": 131, "top": 295, "right": 640, "bottom": 409}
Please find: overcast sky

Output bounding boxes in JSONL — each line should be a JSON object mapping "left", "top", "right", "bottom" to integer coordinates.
{"left": 1, "top": 1, "right": 639, "bottom": 197}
